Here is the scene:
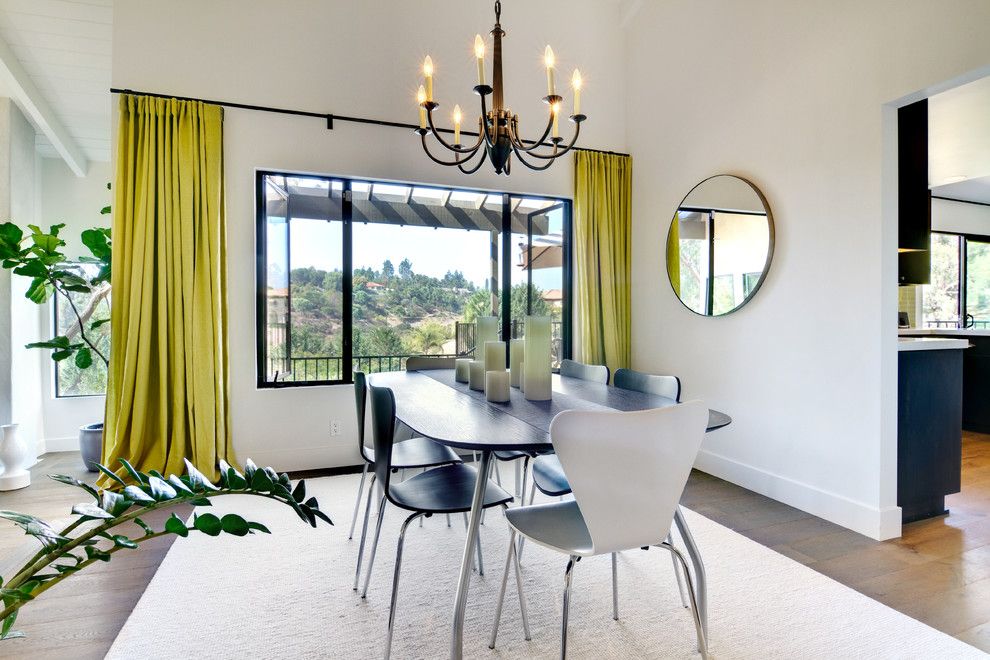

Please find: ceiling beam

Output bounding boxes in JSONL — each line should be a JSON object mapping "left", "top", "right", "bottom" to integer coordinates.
{"left": 0, "top": 32, "right": 87, "bottom": 177}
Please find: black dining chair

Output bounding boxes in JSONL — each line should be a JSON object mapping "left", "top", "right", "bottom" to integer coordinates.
{"left": 351, "top": 371, "right": 462, "bottom": 591}
{"left": 492, "top": 358, "right": 610, "bottom": 500}
{"left": 364, "top": 383, "right": 517, "bottom": 659}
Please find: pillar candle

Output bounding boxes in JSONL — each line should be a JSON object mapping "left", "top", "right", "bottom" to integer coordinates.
{"left": 485, "top": 369, "right": 510, "bottom": 403}
{"left": 509, "top": 338, "right": 525, "bottom": 388}
{"left": 469, "top": 360, "right": 486, "bottom": 391}
{"left": 454, "top": 358, "right": 472, "bottom": 383}
{"left": 484, "top": 340, "right": 506, "bottom": 372}
{"left": 523, "top": 316, "right": 552, "bottom": 401}
{"left": 476, "top": 316, "right": 498, "bottom": 357}
{"left": 519, "top": 360, "right": 525, "bottom": 393}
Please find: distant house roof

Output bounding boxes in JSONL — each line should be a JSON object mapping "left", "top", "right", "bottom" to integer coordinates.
{"left": 542, "top": 288, "right": 563, "bottom": 303}
{"left": 268, "top": 287, "right": 289, "bottom": 298}
{"left": 366, "top": 281, "right": 385, "bottom": 289}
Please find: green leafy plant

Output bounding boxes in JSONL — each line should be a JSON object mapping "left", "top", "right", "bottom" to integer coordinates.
{"left": 0, "top": 187, "right": 112, "bottom": 371}
{"left": 0, "top": 458, "right": 332, "bottom": 641}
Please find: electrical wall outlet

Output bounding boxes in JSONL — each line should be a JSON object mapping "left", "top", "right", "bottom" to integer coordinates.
{"left": 330, "top": 420, "right": 341, "bottom": 436}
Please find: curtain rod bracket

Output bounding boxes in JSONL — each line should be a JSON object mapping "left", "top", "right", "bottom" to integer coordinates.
{"left": 327, "top": 114, "right": 334, "bottom": 130}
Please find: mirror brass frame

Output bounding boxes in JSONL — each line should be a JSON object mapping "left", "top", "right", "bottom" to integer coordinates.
{"left": 666, "top": 174, "right": 775, "bottom": 317}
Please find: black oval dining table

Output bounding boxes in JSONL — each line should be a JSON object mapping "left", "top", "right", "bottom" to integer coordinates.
{"left": 367, "top": 368, "right": 731, "bottom": 659}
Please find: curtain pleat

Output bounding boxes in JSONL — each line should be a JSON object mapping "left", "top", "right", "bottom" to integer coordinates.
{"left": 101, "top": 94, "right": 232, "bottom": 482}
{"left": 573, "top": 151, "right": 632, "bottom": 376}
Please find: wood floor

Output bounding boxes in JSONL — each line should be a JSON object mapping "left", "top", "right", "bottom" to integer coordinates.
{"left": 1, "top": 434, "right": 988, "bottom": 657}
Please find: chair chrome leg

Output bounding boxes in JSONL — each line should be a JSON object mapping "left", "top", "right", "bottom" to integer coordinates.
{"left": 667, "top": 533, "right": 689, "bottom": 608}
{"left": 561, "top": 556, "right": 578, "bottom": 660}
{"left": 611, "top": 552, "right": 619, "bottom": 620}
{"left": 674, "top": 507, "right": 708, "bottom": 638}
{"left": 514, "top": 459, "right": 522, "bottom": 497}
{"left": 462, "top": 512, "right": 478, "bottom": 573}
{"left": 518, "top": 479, "right": 538, "bottom": 560}
{"left": 659, "top": 542, "right": 709, "bottom": 660}
{"left": 447, "top": 513, "right": 451, "bottom": 527}
{"left": 494, "top": 460, "right": 503, "bottom": 486}
{"left": 354, "top": 474, "right": 377, "bottom": 590}
{"left": 383, "top": 512, "right": 423, "bottom": 660}
{"left": 475, "top": 520, "right": 485, "bottom": 576}
{"left": 512, "top": 528, "right": 531, "bottom": 641}
{"left": 489, "top": 529, "right": 514, "bottom": 649}
{"left": 348, "top": 463, "right": 369, "bottom": 540}
{"left": 361, "top": 495, "right": 387, "bottom": 598}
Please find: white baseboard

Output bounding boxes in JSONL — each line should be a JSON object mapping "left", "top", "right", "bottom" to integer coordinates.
{"left": 40, "top": 435, "right": 79, "bottom": 455}
{"left": 235, "top": 443, "right": 361, "bottom": 474}
{"left": 695, "top": 448, "right": 902, "bottom": 541}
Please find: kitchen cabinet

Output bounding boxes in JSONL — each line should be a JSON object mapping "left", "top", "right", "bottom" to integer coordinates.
{"left": 898, "top": 99, "right": 931, "bottom": 285}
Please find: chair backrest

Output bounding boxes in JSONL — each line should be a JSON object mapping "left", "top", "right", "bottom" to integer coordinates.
{"left": 368, "top": 383, "right": 398, "bottom": 493}
{"left": 353, "top": 371, "right": 372, "bottom": 461}
{"left": 559, "top": 358, "right": 609, "bottom": 384}
{"left": 550, "top": 400, "right": 708, "bottom": 555}
{"left": 614, "top": 368, "right": 681, "bottom": 402}
{"left": 406, "top": 355, "right": 456, "bottom": 371}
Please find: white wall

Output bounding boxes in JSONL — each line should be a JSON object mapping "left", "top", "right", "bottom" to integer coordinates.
{"left": 625, "top": 0, "right": 990, "bottom": 539}
{"left": 36, "top": 158, "right": 112, "bottom": 452}
{"left": 112, "top": 0, "right": 628, "bottom": 470}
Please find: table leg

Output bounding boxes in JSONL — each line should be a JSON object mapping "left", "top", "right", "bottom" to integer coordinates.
{"left": 673, "top": 506, "right": 707, "bottom": 640}
{"left": 450, "top": 449, "right": 493, "bottom": 660}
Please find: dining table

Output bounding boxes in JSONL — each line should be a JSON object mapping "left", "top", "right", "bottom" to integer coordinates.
{"left": 367, "top": 368, "right": 732, "bottom": 659}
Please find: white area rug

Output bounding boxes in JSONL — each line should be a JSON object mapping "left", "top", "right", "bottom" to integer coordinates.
{"left": 108, "top": 474, "right": 984, "bottom": 659}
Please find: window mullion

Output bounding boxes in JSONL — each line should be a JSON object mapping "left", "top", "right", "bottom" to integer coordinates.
{"left": 342, "top": 179, "right": 354, "bottom": 383}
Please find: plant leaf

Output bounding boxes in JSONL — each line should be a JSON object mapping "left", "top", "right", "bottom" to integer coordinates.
{"left": 134, "top": 517, "right": 154, "bottom": 535}
{"left": 84, "top": 546, "right": 111, "bottom": 562}
{"left": 249, "top": 468, "right": 273, "bottom": 493}
{"left": 73, "top": 347, "right": 92, "bottom": 369}
{"left": 101, "top": 491, "right": 132, "bottom": 517}
{"left": 48, "top": 474, "right": 100, "bottom": 501}
{"left": 147, "top": 476, "right": 177, "bottom": 501}
{"left": 243, "top": 459, "right": 257, "bottom": 481}
{"left": 71, "top": 502, "right": 114, "bottom": 520}
{"left": 292, "top": 480, "right": 306, "bottom": 502}
{"left": 188, "top": 498, "right": 211, "bottom": 506}
{"left": 247, "top": 521, "right": 271, "bottom": 534}
{"left": 0, "top": 609, "right": 18, "bottom": 639}
{"left": 192, "top": 513, "right": 222, "bottom": 536}
{"left": 164, "top": 514, "right": 188, "bottom": 537}
{"left": 122, "top": 485, "right": 154, "bottom": 504}
{"left": 167, "top": 474, "right": 193, "bottom": 495}
{"left": 183, "top": 459, "right": 219, "bottom": 492}
{"left": 219, "top": 514, "right": 250, "bottom": 536}
{"left": 112, "top": 535, "right": 138, "bottom": 549}
{"left": 95, "top": 463, "right": 126, "bottom": 487}
{"left": 90, "top": 317, "right": 111, "bottom": 330}
{"left": 224, "top": 467, "right": 247, "bottom": 490}
{"left": 118, "top": 459, "right": 145, "bottom": 485}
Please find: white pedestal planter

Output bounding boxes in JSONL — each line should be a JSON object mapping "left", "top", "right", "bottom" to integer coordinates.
{"left": 0, "top": 424, "right": 31, "bottom": 491}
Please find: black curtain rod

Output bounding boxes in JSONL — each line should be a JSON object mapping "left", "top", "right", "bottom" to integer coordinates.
{"left": 109, "top": 87, "right": 631, "bottom": 158}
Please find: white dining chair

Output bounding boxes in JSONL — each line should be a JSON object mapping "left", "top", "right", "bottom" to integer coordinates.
{"left": 489, "top": 401, "right": 710, "bottom": 659}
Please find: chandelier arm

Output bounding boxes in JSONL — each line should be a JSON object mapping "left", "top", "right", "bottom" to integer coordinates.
{"left": 420, "top": 131, "right": 482, "bottom": 167}
{"left": 457, "top": 146, "right": 489, "bottom": 175}
{"left": 478, "top": 94, "right": 497, "bottom": 150}
{"left": 506, "top": 112, "right": 555, "bottom": 153}
{"left": 509, "top": 119, "right": 583, "bottom": 160}
{"left": 509, "top": 143, "right": 557, "bottom": 171}
{"left": 425, "top": 107, "right": 485, "bottom": 154}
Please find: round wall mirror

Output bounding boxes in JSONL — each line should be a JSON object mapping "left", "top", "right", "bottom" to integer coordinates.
{"left": 666, "top": 174, "right": 774, "bottom": 316}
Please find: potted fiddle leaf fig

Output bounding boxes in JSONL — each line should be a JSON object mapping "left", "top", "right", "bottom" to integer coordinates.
{"left": 0, "top": 202, "right": 112, "bottom": 471}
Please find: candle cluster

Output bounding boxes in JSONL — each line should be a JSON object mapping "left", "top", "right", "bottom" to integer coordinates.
{"left": 417, "top": 37, "right": 584, "bottom": 141}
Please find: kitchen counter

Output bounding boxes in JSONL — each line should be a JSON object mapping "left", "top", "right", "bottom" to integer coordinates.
{"left": 900, "top": 327, "right": 990, "bottom": 337}
{"left": 898, "top": 337, "right": 971, "bottom": 351}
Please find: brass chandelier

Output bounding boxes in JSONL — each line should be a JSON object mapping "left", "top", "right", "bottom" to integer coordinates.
{"left": 415, "top": 0, "right": 586, "bottom": 175}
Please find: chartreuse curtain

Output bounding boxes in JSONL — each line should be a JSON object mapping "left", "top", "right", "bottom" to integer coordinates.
{"left": 573, "top": 150, "right": 632, "bottom": 376}
{"left": 667, "top": 211, "right": 680, "bottom": 296}
{"left": 101, "top": 94, "right": 232, "bottom": 483}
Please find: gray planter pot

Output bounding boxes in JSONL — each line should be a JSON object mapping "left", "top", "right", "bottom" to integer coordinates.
{"left": 79, "top": 423, "right": 104, "bottom": 473}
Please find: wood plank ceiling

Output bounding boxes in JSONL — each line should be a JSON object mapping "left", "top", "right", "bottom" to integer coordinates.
{"left": 0, "top": 0, "right": 112, "bottom": 166}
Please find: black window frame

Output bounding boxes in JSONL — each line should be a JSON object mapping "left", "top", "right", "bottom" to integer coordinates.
{"left": 255, "top": 169, "right": 573, "bottom": 388}
{"left": 926, "top": 229, "right": 990, "bottom": 328}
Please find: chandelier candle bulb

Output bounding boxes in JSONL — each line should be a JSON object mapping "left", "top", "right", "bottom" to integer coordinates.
{"left": 485, "top": 369, "right": 510, "bottom": 403}
{"left": 484, "top": 340, "right": 506, "bottom": 372}
{"left": 454, "top": 357, "right": 472, "bottom": 383}
{"left": 475, "top": 316, "right": 498, "bottom": 354}
{"left": 417, "top": 85, "right": 427, "bottom": 128}
{"left": 474, "top": 34, "right": 486, "bottom": 85}
{"left": 572, "top": 69, "right": 582, "bottom": 115}
{"left": 469, "top": 359, "right": 486, "bottom": 391}
{"left": 544, "top": 46, "right": 556, "bottom": 96}
{"left": 509, "top": 338, "right": 525, "bottom": 387}
{"left": 423, "top": 56, "right": 434, "bottom": 102}
{"left": 523, "top": 315, "right": 552, "bottom": 401}
{"left": 453, "top": 104, "right": 462, "bottom": 145}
